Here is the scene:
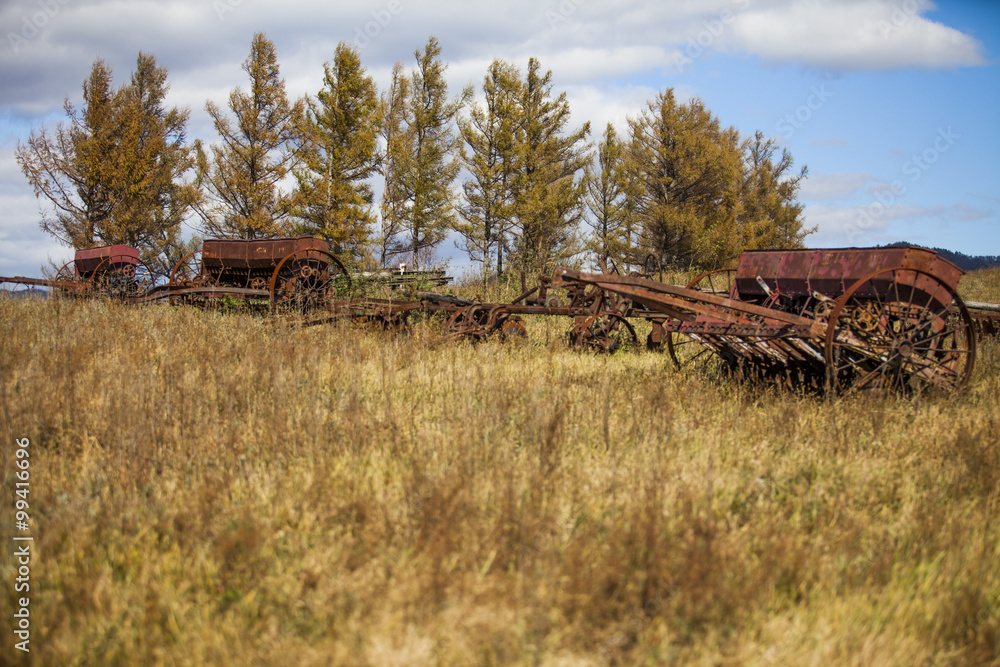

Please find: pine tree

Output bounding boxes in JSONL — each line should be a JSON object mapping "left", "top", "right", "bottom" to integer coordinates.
{"left": 627, "top": 90, "right": 810, "bottom": 269}
{"left": 626, "top": 90, "right": 743, "bottom": 268}
{"left": 197, "top": 32, "right": 303, "bottom": 239}
{"left": 291, "top": 43, "right": 380, "bottom": 265}
{"left": 737, "top": 131, "right": 812, "bottom": 251}
{"left": 16, "top": 55, "right": 196, "bottom": 271}
{"left": 378, "top": 62, "right": 411, "bottom": 268}
{"left": 70, "top": 59, "right": 116, "bottom": 246}
{"left": 510, "top": 58, "right": 590, "bottom": 272}
{"left": 107, "top": 54, "right": 198, "bottom": 273}
{"left": 455, "top": 59, "right": 522, "bottom": 278}
{"left": 380, "top": 37, "right": 466, "bottom": 269}
{"left": 583, "top": 123, "right": 638, "bottom": 271}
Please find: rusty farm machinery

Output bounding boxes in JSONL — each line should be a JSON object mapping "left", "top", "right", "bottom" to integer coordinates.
{"left": 1, "top": 244, "right": 156, "bottom": 300}
{"left": 554, "top": 246, "right": 984, "bottom": 394}
{"left": 2, "top": 240, "right": 998, "bottom": 395}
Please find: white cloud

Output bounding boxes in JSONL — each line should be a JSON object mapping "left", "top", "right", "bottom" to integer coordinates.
{"left": 801, "top": 199, "right": 985, "bottom": 247}
{"left": 946, "top": 204, "right": 992, "bottom": 222}
{"left": 0, "top": 0, "right": 986, "bottom": 119}
{"left": 522, "top": 46, "right": 674, "bottom": 84}
{"left": 726, "top": 0, "right": 986, "bottom": 70}
{"left": 799, "top": 171, "right": 875, "bottom": 201}
{"left": 561, "top": 83, "right": 662, "bottom": 135}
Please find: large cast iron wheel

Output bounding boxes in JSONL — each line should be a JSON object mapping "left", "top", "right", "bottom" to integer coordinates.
{"left": 824, "top": 267, "right": 976, "bottom": 395}
{"left": 666, "top": 268, "right": 737, "bottom": 368}
{"left": 269, "top": 249, "right": 351, "bottom": 315}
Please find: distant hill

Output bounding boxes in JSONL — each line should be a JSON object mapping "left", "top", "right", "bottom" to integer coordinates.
{"left": 882, "top": 242, "right": 1000, "bottom": 272}
{"left": 0, "top": 287, "right": 49, "bottom": 300}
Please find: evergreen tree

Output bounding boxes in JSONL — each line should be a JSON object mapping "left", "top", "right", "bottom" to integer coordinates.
{"left": 107, "top": 54, "right": 198, "bottom": 273}
{"left": 626, "top": 90, "right": 743, "bottom": 268}
{"left": 583, "top": 123, "right": 639, "bottom": 271}
{"left": 291, "top": 43, "right": 380, "bottom": 265}
{"left": 455, "top": 59, "right": 522, "bottom": 278}
{"left": 378, "top": 62, "right": 411, "bottom": 268}
{"left": 736, "top": 131, "right": 812, "bottom": 251}
{"left": 627, "top": 90, "right": 810, "bottom": 269}
{"left": 380, "top": 37, "right": 466, "bottom": 269}
{"left": 197, "top": 32, "right": 303, "bottom": 239}
{"left": 16, "top": 55, "right": 196, "bottom": 270}
{"left": 510, "top": 59, "right": 590, "bottom": 272}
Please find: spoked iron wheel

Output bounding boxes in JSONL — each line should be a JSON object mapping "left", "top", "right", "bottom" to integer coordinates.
{"left": 642, "top": 254, "right": 663, "bottom": 282}
{"left": 569, "top": 311, "right": 638, "bottom": 352}
{"left": 824, "top": 267, "right": 976, "bottom": 396}
{"left": 168, "top": 250, "right": 207, "bottom": 286}
{"left": 167, "top": 250, "right": 210, "bottom": 304}
{"left": 442, "top": 305, "right": 483, "bottom": 341}
{"left": 92, "top": 255, "right": 155, "bottom": 300}
{"left": 442, "top": 305, "right": 522, "bottom": 342}
{"left": 666, "top": 268, "right": 737, "bottom": 368}
{"left": 269, "top": 249, "right": 351, "bottom": 316}
{"left": 54, "top": 259, "right": 88, "bottom": 298}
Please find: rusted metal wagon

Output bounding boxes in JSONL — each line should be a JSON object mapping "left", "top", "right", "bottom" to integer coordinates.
{"left": 167, "top": 237, "right": 350, "bottom": 312}
{"left": 553, "top": 246, "right": 978, "bottom": 394}
{"left": 0, "top": 244, "right": 147, "bottom": 299}
{"left": 57, "top": 245, "right": 154, "bottom": 298}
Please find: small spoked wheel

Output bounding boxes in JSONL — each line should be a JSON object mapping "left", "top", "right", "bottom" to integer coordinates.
{"left": 666, "top": 268, "right": 737, "bottom": 368}
{"left": 168, "top": 250, "right": 207, "bottom": 286}
{"left": 569, "top": 311, "right": 638, "bottom": 352}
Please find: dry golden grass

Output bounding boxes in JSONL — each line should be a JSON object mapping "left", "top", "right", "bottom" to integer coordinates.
{"left": 962, "top": 267, "right": 1000, "bottom": 304}
{"left": 1, "top": 269, "right": 998, "bottom": 666}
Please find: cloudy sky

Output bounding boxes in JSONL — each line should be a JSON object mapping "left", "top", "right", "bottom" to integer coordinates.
{"left": 1, "top": 0, "right": 998, "bottom": 278}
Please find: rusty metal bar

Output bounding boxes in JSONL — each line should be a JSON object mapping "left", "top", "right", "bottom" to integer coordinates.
{"left": 1, "top": 276, "right": 61, "bottom": 288}
{"left": 554, "top": 268, "right": 828, "bottom": 332}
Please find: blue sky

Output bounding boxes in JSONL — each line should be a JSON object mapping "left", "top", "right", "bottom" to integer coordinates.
{"left": 646, "top": 1, "right": 1000, "bottom": 255}
{"left": 1, "top": 0, "right": 998, "bottom": 278}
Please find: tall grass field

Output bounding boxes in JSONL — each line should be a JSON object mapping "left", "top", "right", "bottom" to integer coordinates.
{"left": 2, "top": 268, "right": 999, "bottom": 665}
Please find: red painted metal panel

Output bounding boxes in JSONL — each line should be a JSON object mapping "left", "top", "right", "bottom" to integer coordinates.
{"left": 734, "top": 246, "right": 964, "bottom": 299}
{"left": 202, "top": 237, "right": 330, "bottom": 270}
{"left": 73, "top": 245, "right": 139, "bottom": 276}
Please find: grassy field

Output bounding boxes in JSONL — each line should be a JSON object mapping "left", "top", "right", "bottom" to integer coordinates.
{"left": 1, "top": 269, "right": 998, "bottom": 665}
